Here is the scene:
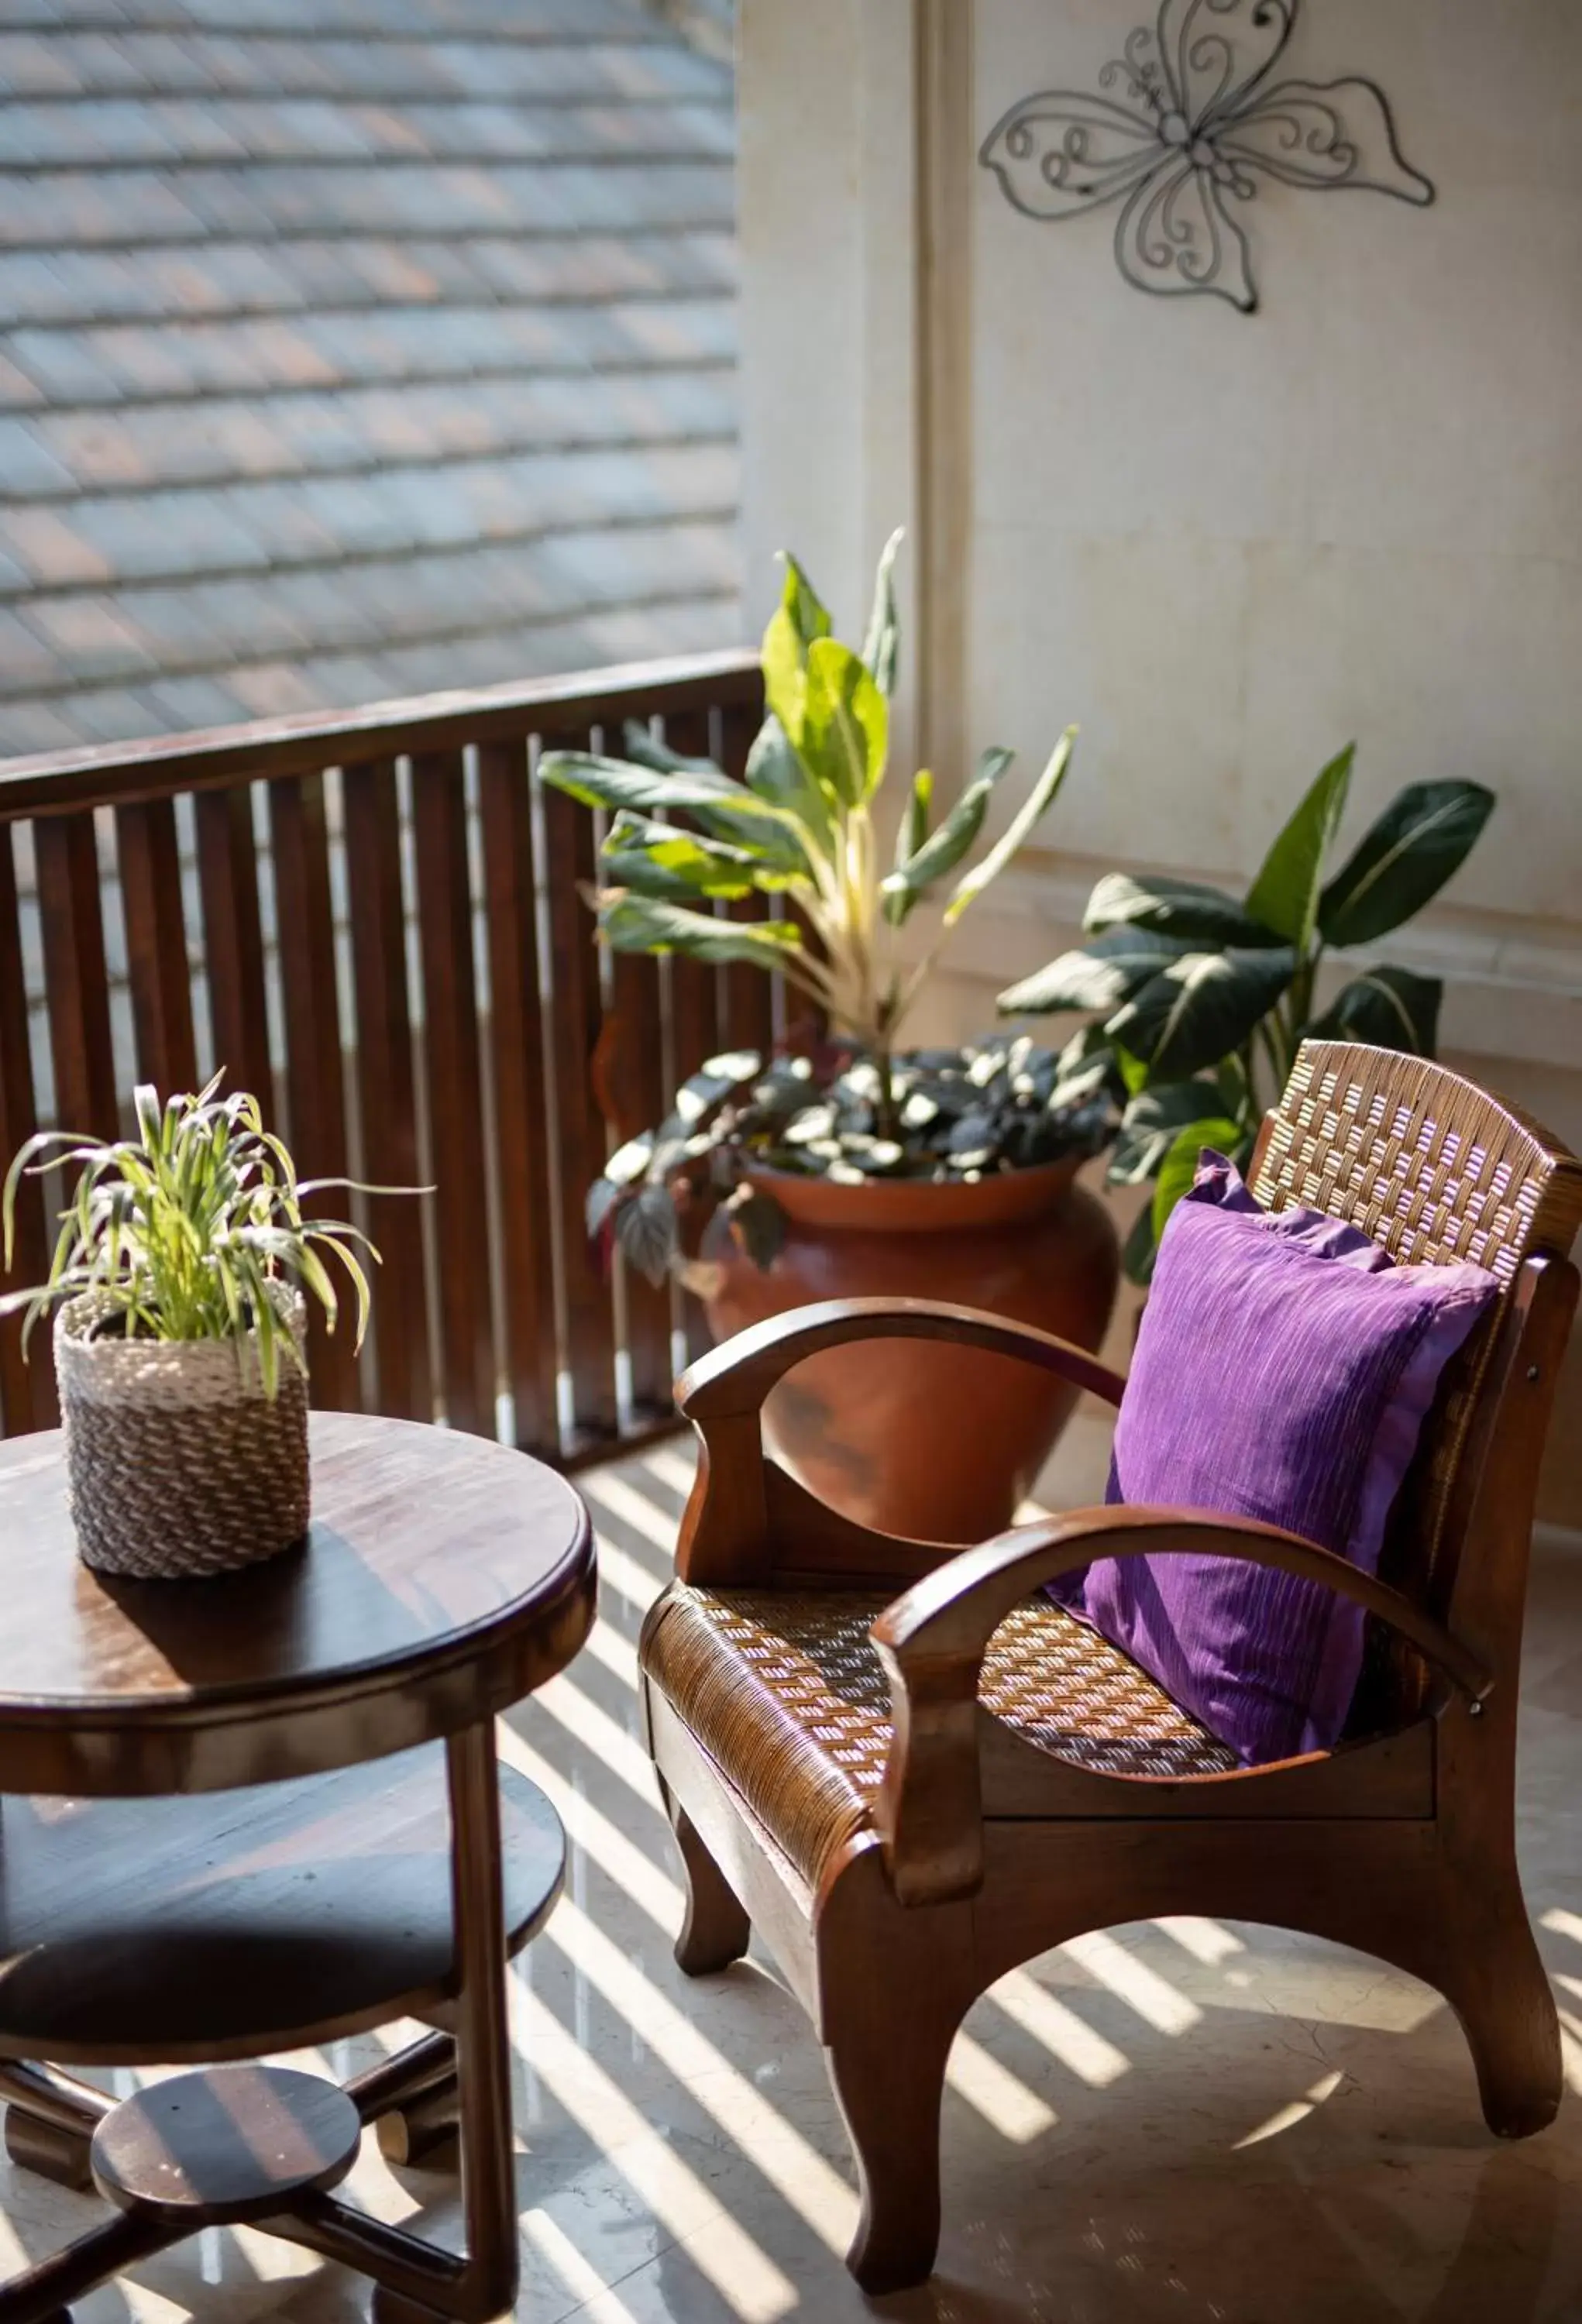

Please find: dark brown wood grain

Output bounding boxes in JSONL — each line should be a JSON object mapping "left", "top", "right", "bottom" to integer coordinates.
{"left": 476, "top": 740, "right": 559, "bottom": 1459}
{"left": 33, "top": 813, "right": 117, "bottom": 1140}
{"left": 0, "top": 1748, "right": 563, "bottom": 2067}
{"left": 0, "top": 1412, "right": 593, "bottom": 1799}
{"left": 0, "top": 650, "right": 762, "bottom": 819}
{"left": 607, "top": 948, "right": 673, "bottom": 1419}
{"left": 194, "top": 784, "right": 273, "bottom": 1106}
{"left": 640, "top": 1048, "right": 1582, "bottom": 2293}
{"left": 411, "top": 751, "right": 494, "bottom": 1436}
{"left": 0, "top": 830, "right": 55, "bottom": 1433}
{"left": 342, "top": 760, "right": 430, "bottom": 1424}
{"left": 538, "top": 748, "right": 618, "bottom": 1446}
{"left": 656, "top": 706, "right": 721, "bottom": 1365}
{"left": 114, "top": 797, "right": 196, "bottom": 1095}
{"left": 268, "top": 772, "right": 359, "bottom": 1413}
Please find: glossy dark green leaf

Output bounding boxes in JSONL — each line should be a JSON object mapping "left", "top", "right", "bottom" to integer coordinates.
{"left": 1107, "top": 1080, "right": 1227, "bottom": 1188}
{"left": 614, "top": 1183, "right": 679, "bottom": 1287}
{"left": 1150, "top": 1116, "right": 1244, "bottom": 1244}
{"left": 1106, "top": 946, "right": 1297, "bottom": 1081}
{"left": 1083, "top": 871, "right": 1279, "bottom": 947}
{"left": 997, "top": 927, "right": 1185, "bottom": 1017}
{"left": 1319, "top": 781, "right": 1496, "bottom": 947}
{"left": 730, "top": 1187, "right": 787, "bottom": 1271}
{"left": 1309, "top": 964, "right": 1442, "bottom": 1055}
{"left": 1245, "top": 744, "right": 1354, "bottom": 949}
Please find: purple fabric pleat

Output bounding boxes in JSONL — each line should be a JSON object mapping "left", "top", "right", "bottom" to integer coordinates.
{"left": 1061, "top": 1153, "right": 1497, "bottom": 1766}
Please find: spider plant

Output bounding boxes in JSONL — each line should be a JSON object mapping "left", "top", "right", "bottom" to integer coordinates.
{"left": 1, "top": 1078, "right": 393, "bottom": 1397}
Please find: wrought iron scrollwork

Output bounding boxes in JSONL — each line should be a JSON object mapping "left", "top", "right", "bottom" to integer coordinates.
{"left": 979, "top": 0, "right": 1434, "bottom": 313}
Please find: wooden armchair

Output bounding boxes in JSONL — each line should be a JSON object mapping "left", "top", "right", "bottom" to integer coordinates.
{"left": 637, "top": 1043, "right": 1582, "bottom": 2291}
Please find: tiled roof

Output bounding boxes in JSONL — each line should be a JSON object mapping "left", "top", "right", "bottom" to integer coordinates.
{"left": 0, "top": 0, "right": 740, "bottom": 758}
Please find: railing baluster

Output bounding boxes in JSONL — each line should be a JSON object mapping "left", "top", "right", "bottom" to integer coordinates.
{"left": 342, "top": 758, "right": 431, "bottom": 1424}
{"left": 539, "top": 748, "right": 619, "bottom": 1449}
{"left": 412, "top": 750, "right": 494, "bottom": 1437}
{"left": 605, "top": 948, "right": 673, "bottom": 1421}
{"left": 477, "top": 741, "right": 559, "bottom": 1459}
{"left": 0, "top": 652, "right": 765, "bottom": 1446}
{"left": 34, "top": 813, "right": 117, "bottom": 1140}
{"left": 115, "top": 798, "right": 197, "bottom": 1096}
{"left": 270, "top": 772, "right": 359, "bottom": 1414}
{"left": 0, "top": 828, "right": 56, "bottom": 1433}
{"left": 194, "top": 786, "right": 272, "bottom": 1106}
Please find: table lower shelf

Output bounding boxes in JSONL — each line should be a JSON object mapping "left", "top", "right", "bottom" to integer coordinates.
{"left": 0, "top": 1748, "right": 563, "bottom": 2065}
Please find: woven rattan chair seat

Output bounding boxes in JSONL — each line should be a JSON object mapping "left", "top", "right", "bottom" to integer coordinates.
{"left": 641, "top": 1583, "right": 1236, "bottom": 1887}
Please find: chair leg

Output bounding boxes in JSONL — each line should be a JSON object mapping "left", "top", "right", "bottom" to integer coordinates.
{"left": 665, "top": 1798, "right": 749, "bottom": 1978}
{"left": 822, "top": 1993, "right": 956, "bottom": 2294}
{"left": 1442, "top": 1878, "right": 1561, "bottom": 2140}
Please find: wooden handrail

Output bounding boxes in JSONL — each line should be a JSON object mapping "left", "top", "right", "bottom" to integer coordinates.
{"left": 0, "top": 648, "right": 762, "bottom": 818}
{"left": 0, "top": 648, "right": 768, "bottom": 1461}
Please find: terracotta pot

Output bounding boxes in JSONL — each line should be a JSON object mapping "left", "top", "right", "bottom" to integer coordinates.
{"left": 701, "top": 1159, "right": 1119, "bottom": 1545}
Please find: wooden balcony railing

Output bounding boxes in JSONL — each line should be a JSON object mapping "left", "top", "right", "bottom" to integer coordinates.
{"left": 0, "top": 647, "right": 768, "bottom": 1465}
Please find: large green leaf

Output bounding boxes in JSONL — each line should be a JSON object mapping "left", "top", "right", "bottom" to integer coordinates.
{"left": 1151, "top": 1117, "right": 1247, "bottom": 1244}
{"left": 881, "top": 748, "right": 1013, "bottom": 926}
{"left": 743, "top": 713, "right": 834, "bottom": 856}
{"left": 998, "top": 926, "right": 1185, "bottom": 1016}
{"left": 1106, "top": 946, "right": 1297, "bottom": 1081}
{"left": 861, "top": 527, "right": 904, "bottom": 696}
{"left": 1319, "top": 780, "right": 1495, "bottom": 947}
{"left": 599, "top": 895, "right": 806, "bottom": 970}
{"left": 759, "top": 554, "right": 833, "bottom": 742}
{"left": 538, "top": 751, "right": 809, "bottom": 874}
{"left": 602, "top": 813, "right": 772, "bottom": 903}
{"left": 1245, "top": 744, "right": 1354, "bottom": 950}
{"left": 1083, "top": 871, "right": 1280, "bottom": 947}
{"left": 1107, "top": 1080, "right": 1228, "bottom": 1187}
{"left": 1309, "top": 964, "right": 1442, "bottom": 1055}
{"left": 779, "top": 552, "right": 833, "bottom": 649}
{"left": 800, "top": 638, "right": 888, "bottom": 807}
{"left": 944, "top": 727, "right": 1076, "bottom": 927}
{"left": 619, "top": 720, "right": 725, "bottom": 779}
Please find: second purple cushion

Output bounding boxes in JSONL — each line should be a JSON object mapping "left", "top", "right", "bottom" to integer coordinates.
{"left": 1059, "top": 1153, "right": 1497, "bottom": 1766}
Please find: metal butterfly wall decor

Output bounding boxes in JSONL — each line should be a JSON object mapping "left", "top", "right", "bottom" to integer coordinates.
{"left": 979, "top": 0, "right": 1435, "bottom": 313}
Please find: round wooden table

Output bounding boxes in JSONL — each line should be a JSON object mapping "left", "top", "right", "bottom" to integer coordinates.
{"left": 0, "top": 1411, "right": 597, "bottom": 2324}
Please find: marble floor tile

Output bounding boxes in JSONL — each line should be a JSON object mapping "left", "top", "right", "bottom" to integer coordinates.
{"left": 8, "top": 1448, "right": 1582, "bottom": 2323}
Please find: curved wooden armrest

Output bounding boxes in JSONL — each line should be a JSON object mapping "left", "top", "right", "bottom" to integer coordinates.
{"left": 867, "top": 1507, "right": 1491, "bottom": 1907}
{"left": 676, "top": 1296, "right": 1128, "bottom": 1420}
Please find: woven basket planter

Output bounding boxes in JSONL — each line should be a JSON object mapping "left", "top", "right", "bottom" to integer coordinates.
{"left": 54, "top": 1291, "right": 311, "bottom": 1580}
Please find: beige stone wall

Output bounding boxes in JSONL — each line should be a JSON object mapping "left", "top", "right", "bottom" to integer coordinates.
{"left": 738, "top": 0, "right": 1582, "bottom": 1527}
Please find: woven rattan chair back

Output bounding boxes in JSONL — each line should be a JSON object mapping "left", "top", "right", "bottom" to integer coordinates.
{"left": 1250, "top": 1041, "right": 1582, "bottom": 1638}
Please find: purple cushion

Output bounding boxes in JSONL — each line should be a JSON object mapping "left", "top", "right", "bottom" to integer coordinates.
{"left": 1058, "top": 1153, "right": 1497, "bottom": 1766}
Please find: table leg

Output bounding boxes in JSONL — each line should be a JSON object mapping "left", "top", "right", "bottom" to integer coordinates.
{"left": 0, "top": 2209, "right": 182, "bottom": 2323}
{"left": 440, "top": 1717, "right": 518, "bottom": 2321}
{"left": 0, "top": 2063, "right": 112, "bottom": 2195}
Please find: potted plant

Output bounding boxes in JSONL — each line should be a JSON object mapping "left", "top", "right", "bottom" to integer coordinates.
{"left": 2, "top": 1080, "right": 385, "bottom": 1580}
{"left": 539, "top": 536, "right": 1119, "bottom": 1543}
{"left": 997, "top": 747, "right": 1496, "bottom": 1280}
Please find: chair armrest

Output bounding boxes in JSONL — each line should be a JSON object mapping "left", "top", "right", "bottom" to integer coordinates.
{"left": 677, "top": 1296, "right": 1128, "bottom": 1421}
{"left": 867, "top": 1506, "right": 1491, "bottom": 1906}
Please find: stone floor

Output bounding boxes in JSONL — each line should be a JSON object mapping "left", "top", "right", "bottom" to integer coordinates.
{"left": 8, "top": 1440, "right": 1582, "bottom": 2323}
